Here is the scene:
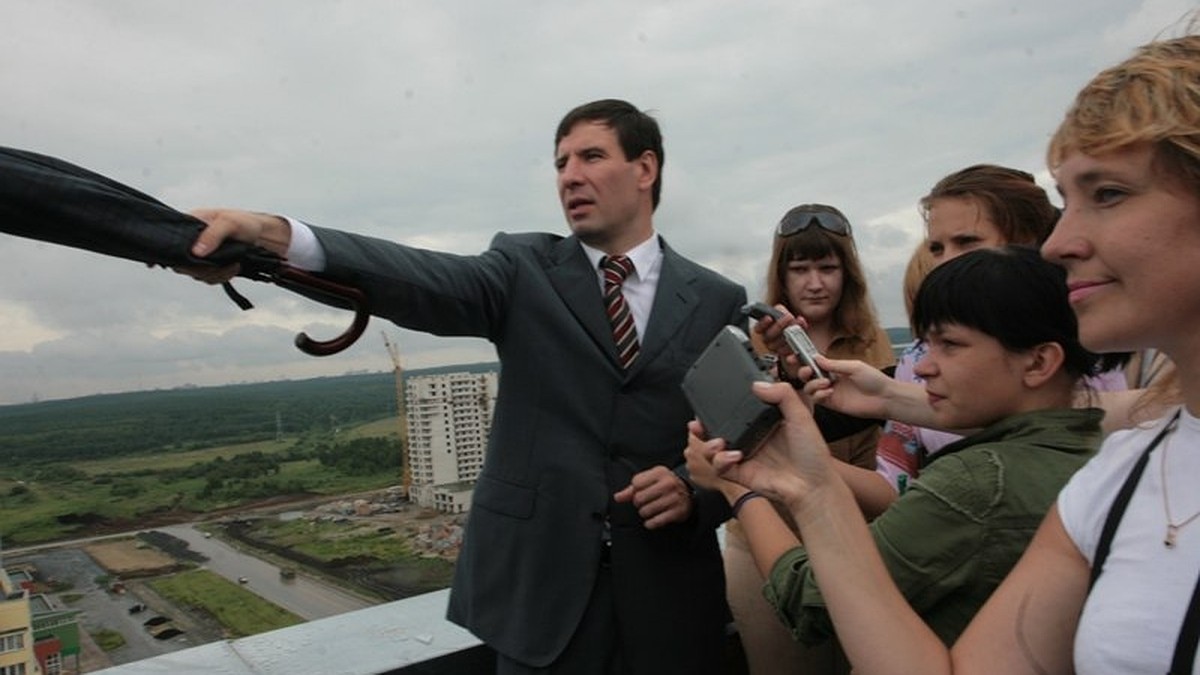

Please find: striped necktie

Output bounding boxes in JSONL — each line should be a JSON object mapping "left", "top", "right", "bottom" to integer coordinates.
{"left": 601, "top": 255, "right": 640, "bottom": 369}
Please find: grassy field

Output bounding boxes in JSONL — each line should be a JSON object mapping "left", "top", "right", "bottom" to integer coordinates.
{"left": 234, "top": 512, "right": 456, "bottom": 599}
{"left": 74, "top": 438, "right": 296, "bottom": 475}
{"left": 343, "top": 416, "right": 404, "bottom": 440}
{"left": 250, "top": 518, "right": 417, "bottom": 564}
{"left": 150, "top": 569, "right": 303, "bottom": 638}
{"left": 91, "top": 628, "right": 126, "bottom": 652}
{"left": 0, "top": 417, "right": 406, "bottom": 545}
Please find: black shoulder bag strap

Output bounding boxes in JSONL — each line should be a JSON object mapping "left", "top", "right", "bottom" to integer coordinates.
{"left": 1173, "top": 577, "right": 1200, "bottom": 674}
{"left": 1084, "top": 411, "right": 1200, "bottom": 673}
{"left": 1089, "top": 411, "right": 1180, "bottom": 589}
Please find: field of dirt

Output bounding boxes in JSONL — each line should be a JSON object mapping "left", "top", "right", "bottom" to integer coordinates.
{"left": 83, "top": 540, "right": 178, "bottom": 577}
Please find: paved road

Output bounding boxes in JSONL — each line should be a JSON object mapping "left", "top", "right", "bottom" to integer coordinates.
{"left": 6, "top": 529, "right": 152, "bottom": 556}
{"left": 159, "top": 524, "right": 373, "bottom": 620}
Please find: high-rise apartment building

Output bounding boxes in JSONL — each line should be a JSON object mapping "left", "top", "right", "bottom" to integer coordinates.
{"left": 405, "top": 370, "right": 498, "bottom": 513}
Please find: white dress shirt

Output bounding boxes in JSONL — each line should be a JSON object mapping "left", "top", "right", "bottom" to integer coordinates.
{"left": 579, "top": 235, "right": 662, "bottom": 340}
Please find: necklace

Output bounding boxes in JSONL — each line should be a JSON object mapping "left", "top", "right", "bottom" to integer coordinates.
{"left": 1159, "top": 413, "right": 1199, "bottom": 548}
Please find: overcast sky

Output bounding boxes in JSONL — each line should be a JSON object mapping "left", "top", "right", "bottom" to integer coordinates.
{"left": 0, "top": 0, "right": 1190, "bottom": 406}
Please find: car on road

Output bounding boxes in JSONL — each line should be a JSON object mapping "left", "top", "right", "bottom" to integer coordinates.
{"left": 128, "top": 603, "right": 147, "bottom": 614}
{"left": 151, "top": 626, "right": 184, "bottom": 640}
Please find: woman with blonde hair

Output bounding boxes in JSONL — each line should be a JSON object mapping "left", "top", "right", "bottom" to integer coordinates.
{"left": 901, "top": 242, "right": 936, "bottom": 326}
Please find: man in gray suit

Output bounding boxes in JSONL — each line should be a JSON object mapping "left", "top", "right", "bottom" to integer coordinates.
{"left": 185, "top": 99, "right": 746, "bottom": 674}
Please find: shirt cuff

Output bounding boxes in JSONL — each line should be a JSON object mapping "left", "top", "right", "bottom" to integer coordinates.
{"left": 285, "top": 216, "right": 327, "bottom": 272}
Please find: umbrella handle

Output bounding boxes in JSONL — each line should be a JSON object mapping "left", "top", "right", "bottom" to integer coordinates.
{"left": 274, "top": 267, "right": 370, "bottom": 356}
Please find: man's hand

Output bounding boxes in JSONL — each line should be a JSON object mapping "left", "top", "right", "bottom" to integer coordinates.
{"left": 175, "top": 208, "right": 292, "bottom": 284}
{"left": 613, "top": 465, "right": 694, "bottom": 529}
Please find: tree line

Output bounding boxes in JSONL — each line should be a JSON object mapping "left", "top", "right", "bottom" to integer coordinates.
{"left": 0, "top": 372, "right": 399, "bottom": 464}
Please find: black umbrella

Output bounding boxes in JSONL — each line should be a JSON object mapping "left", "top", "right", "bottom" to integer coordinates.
{"left": 0, "top": 146, "right": 368, "bottom": 356}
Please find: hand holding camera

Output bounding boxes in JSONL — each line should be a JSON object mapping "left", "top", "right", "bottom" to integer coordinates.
{"left": 680, "top": 303, "right": 830, "bottom": 454}
{"left": 681, "top": 325, "right": 781, "bottom": 452}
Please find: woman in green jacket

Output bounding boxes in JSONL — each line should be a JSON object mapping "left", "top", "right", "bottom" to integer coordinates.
{"left": 687, "top": 245, "right": 1103, "bottom": 655}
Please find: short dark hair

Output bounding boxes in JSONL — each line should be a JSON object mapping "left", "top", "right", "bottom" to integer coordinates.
{"left": 913, "top": 245, "right": 1099, "bottom": 379}
{"left": 555, "top": 99, "right": 664, "bottom": 209}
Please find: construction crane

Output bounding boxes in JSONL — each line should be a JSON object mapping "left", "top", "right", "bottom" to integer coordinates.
{"left": 382, "top": 331, "right": 412, "bottom": 499}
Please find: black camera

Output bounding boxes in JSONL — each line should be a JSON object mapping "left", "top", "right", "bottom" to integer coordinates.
{"left": 681, "top": 325, "right": 782, "bottom": 452}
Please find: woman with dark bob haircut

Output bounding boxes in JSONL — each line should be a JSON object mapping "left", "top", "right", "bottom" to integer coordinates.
{"left": 687, "top": 245, "right": 1104, "bottom": 666}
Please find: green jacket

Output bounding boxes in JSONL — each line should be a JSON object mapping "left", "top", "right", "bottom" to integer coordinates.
{"left": 764, "top": 407, "right": 1103, "bottom": 646}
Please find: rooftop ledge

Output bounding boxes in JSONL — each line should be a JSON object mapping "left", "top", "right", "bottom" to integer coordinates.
{"left": 93, "top": 588, "right": 494, "bottom": 675}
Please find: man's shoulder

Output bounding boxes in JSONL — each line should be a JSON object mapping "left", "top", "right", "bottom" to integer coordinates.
{"left": 485, "top": 232, "right": 580, "bottom": 266}
{"left": 489, "top": 231, "right": 567, "bottom": 249}
{"left": 660, "top": 240, "right": 741, "bottom": 291}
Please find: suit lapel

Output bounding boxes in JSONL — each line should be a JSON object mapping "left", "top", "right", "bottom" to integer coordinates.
{"left": 547, "top": 236, "right": 702, "bottom": 376}
{"left": 630, "top": 238, "right": 698, "bottom": 377}
{"left": 546, "top": 237, "right": 620, "bottom": 365}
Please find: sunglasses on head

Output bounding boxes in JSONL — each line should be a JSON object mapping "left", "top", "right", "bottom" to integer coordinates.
{"left": 775, "top": 210, "right": 852, "bottom": 237}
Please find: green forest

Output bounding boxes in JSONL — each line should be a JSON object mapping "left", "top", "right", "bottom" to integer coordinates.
{"left": 0, "top": 372, "right": 399, "bottom": 463}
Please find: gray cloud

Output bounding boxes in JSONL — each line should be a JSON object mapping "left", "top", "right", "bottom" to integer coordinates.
{"left": 0, "top": 0, "right": 1191, "bottom": 404}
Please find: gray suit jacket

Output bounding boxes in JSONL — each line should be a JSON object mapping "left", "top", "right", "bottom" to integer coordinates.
{"left": 310, "top": 226, "right": 746, "bottom": 671}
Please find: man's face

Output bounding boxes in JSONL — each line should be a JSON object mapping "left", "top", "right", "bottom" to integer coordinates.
{"left": 555, "top": 121, "right": 656, "bottom": 250}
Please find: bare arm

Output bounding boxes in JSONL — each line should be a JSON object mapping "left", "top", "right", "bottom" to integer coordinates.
{"left": 806, "top": 356, "right": 938, "bottom": 427}
{"left": 685, "top": 421, "right": 807, "bottom": 578}
{"left": 732, "top": 493, "right": 803, "bottom": 578}
{"left": 832, "top": 461, "right": 898, "bottom": 520}
{"left": 947, "top": 506, "right": 1086, "bottom": 674}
